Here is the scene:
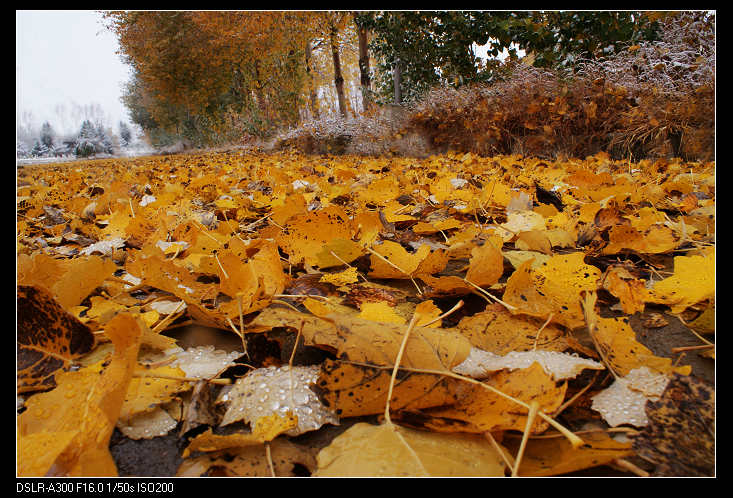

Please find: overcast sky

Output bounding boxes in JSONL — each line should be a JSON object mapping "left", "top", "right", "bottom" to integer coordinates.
{"left": 16, "top": 10, "right": 132, "bottom": 136}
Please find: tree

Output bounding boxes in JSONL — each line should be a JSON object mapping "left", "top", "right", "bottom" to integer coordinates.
{"left": 119, "top": 121, "right": 132, "bottom": 147}
{"left": 354, "top": 12, "right": 374, "bottom": 112}
{"left": 105, "top": 11, "right": 313, "bottom": 140}
{"left": 30, "top": 140, "right": 48, "bottom": 158}
{"left": 40, "top": 122, "right": 55, "bottom": 149}
{"left": 505, "top": 11, "right": 661, "bottom": 68}
{"left": 362, "top": 11, "right": 662, "bottom": 104}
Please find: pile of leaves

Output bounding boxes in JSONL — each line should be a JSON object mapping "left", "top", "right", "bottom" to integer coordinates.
{"left": 17, "top": 149, "right": 714, "bottom": 477}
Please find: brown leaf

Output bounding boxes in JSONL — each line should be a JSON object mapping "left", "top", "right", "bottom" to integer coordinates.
{"left": 177, "top": 438, "right": 316, "bottom": 477}
{"left": 632, "top": 374, "right": 714, "bottom": 476}
{"left": 17, "top": 285, "right": 95, "bottom": 393}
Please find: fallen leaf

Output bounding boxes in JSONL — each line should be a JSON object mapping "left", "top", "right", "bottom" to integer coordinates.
{"left": 17, "top": 285, "right": 95, "bottom": 393}
{"left": 178, "top": 437, "right": 316, "bottom": 477}
{"left": 503, "top": 430, "right": 633, "bottom": 476}
{"left": 644, "top": 253, "right": 715, "bottom": 312}
{"left": 452, "top": 347, "right": 604, "bottom": 381}
{"left": 632, "top": 374, "right": 714, "bottom": 476}
{"left": 591, "top": 367, "right": 670, "bottom": 427}
{"left": 18, "top": 313, "right": 142, "bottom": 476}
{"left": 358, "top": 301, "right": 406, "bottom": 324}
{"left": 219, "top": 365, "right": 338, "bottom": 435}
{"left": 415, "top": 363, "right": 567, "bottom": 434}
{"left": 314, "top": 422, "right": 507, "bottom": 476}
{"left": 504, "top": 252, "right": 601, "bottom": 329}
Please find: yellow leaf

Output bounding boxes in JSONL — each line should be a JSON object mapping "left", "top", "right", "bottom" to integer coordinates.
{"left": 414, "top": 300, "right": 442, "bottom": 328}
{"left": 314, "top": 422, "right": 507, "bottom": 477}
{"left": 644, "top": 253, "right": 715, "bottom": 312}
{"left": 358, "top": 301, "right": 406, "bottom": 325}
{"left": 319, "top": 266, "right": 360, "bottom": 286}
{"left": 252, "top": 412, "right": 299, "bottom": 442}
{"left": 504, "top": 253, "right": 601, "bottom": 329}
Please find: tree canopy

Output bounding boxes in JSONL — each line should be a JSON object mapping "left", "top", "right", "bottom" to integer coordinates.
{"left": 103, "top": 11, "right": 668, "bottom": 144}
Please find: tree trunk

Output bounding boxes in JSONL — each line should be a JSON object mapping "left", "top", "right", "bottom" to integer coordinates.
{"left": 305, "top": 40, "right": 320, "bottom": 120}
{"left": 356, "top": 22, "right": 373, "bottom": 113}
{"left": 393, "top": 58, "right": 403, "bottom": 105}
{"left": 330, "top": 26, "right": 347, "bottom": 117}
{"left": 253, "top": 60, "right": 268, "bottom": 123}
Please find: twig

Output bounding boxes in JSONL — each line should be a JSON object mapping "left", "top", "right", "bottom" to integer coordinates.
{"left": 132, "top": 372, "right": 231, "bottom": 385}
{"left": 463, "top": 278, "right": 518, "bottom": 312}
{"left": 512, "top": 401, "right": 540, "bottom": 477}
{"left": 553, "top": 371, "right": 599, "bottom": 417}
{"left": 484, "top": 432, "right": 515, "bottom": 473}
{"left": 612, "top": 458, "right": 650, "bottom": 477}
{"left": 675, "top": 314, "right": 714, "bottom": 346}
{"left": 419, "top": 300, "right": 464, "bottom": 328}
{"left": 343, "top": 359, "right": 584, "bottom": 448}
{"left": 215, "top": 252, "right": 229, "bottom": 280}
{"left": 265, "top": 442, "right": 276, "bottom": 477}
{"left": 533, "top": 313, "right": 554, "bottom": 351}
{"left": 383, "top": 311, "right": 430, "bottom": 476}
{"left": 671, "top": 344, "right": 715, "bottom": 354}
{"left": 384, "top": 312, "right": 420, "bottom": 425}
{"left": 151, "top": 301, "right": 186, "bottom": 334}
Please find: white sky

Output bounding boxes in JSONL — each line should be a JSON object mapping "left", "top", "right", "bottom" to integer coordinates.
{"left": 16, "top": 10, "right": 132, "bottom": 136}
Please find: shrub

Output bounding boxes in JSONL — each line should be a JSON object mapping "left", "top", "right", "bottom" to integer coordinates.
{"left": 408, "top": 12, "right": 714, "bottom": 162}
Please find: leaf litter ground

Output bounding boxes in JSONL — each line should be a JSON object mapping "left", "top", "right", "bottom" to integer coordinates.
{"left": 16, "top": 150, "right": 714, "bottom": 477}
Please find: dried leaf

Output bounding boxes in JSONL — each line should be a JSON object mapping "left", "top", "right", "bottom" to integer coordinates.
{"left": 314, "top": 422, "right": 507, "bottom": 477}
{"left": 644, "top": 253, "right": 715, "bottom": 312}
{"left": 504, "top": 252, "right": 601, "bottom": 329}
{"left": 632, "top": 374, "right": 714, "bottom": 476}
{"left": 18, "top": 313, "right": 142, "bottom": 476}
{"left": 219, "top": 365, "right": 338, "bottom": 435}
{"left": 503, "top": 430, "right": 633, "bottom": 477}
{"left": 452, "top": 347, "right": 603, "bottom": 381}
{"left": 178, "top": 437, "right": 316, "bottom": 477}
{"left": 17, "top": 285, "right": 95, "bottom": 393}
{"left": 592, "top": 367, "right": 670, "bottom": 427}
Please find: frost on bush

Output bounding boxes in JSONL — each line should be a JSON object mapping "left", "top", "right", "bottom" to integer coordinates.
{"left": 577, "top": 12, "right": 715, "bottom": 161}
{"left": 408, "top": 12, "right": 714, "bottom": 161}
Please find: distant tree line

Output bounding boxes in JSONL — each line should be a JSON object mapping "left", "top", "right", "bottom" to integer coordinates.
{"left": 103, "top": 10, "right": 666, "bottom": 147}
{"left": 17, "top": 119, "right": 135, "bottom": 159}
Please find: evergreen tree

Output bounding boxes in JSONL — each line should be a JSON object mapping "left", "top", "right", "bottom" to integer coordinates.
{"left": 119, "top": 121, "right": 132, "bottom": 147}
{"left": 95, "top": 122, "right": 114, "bottom": 154}
{"left": 31, "top": 140, "right": 49, "bottom": 157}
{"left": 40, "top": 122, "right": 55, "bottom": 149}
{"left": 74, "top": 120, "right": 97, "bottom": 157}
